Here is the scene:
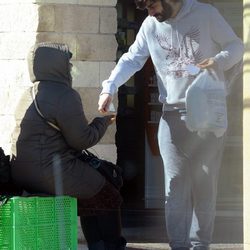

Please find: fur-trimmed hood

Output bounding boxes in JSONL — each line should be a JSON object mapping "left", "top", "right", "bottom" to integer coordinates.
{"left": 27, "top": 42, "right": 72, "bottom": 86}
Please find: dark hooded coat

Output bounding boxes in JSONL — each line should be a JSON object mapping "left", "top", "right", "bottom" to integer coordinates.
{"left": 11, "top": 43, "right": 111, "bottom": 199}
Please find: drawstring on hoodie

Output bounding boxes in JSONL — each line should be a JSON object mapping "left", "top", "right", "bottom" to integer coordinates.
{"left": 168, "top": 0, "right": 187, "bottom": 57}
{"left": 176, "top": 29, "right": 182, "bottom": 58}
{"left": 170, "top": 28, "right": 173, "bottom": 49}
{"left": 170, "top": 24, "right": 182, "bottom": 58}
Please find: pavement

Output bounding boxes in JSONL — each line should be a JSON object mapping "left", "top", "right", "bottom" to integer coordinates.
{"left": 77, "top": 207, "right": 243, "bottom": 250}
{"left": 78, "top": 242, "right": 243, "bottom": 249}
{"left": 77, "top": 226, "right": 244, "bottom": 250}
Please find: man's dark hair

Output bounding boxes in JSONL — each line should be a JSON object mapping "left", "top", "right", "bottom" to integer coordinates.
{"left": 135, "top": 0, "right": 181, "bottom": 10}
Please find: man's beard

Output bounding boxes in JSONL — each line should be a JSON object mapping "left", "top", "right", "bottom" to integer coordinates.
{"left": 154, "top": 1, "right": 173, "bottom": 22}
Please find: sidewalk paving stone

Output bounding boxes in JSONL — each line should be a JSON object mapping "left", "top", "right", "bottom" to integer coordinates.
{"left": 78, "top": 242, "right": 243, "bottom": 250}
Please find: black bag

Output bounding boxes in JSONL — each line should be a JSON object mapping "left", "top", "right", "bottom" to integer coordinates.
{"left": 78, "top": 150, "right": 123, "bottom": 190}
{"left": 0, "top": 147, "right": 23, "bottom": 197}
{"left": 0, "top": 148, "right": 23, "bottom": 204}
{"left": 0, "top": 147, "right": 11, "bottom": 184}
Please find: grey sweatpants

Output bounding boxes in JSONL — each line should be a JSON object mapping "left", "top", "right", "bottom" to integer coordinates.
{"left": 158, "top": 110, "right": 225, "bottom": 249}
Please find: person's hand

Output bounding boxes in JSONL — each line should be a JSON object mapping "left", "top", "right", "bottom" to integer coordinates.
{"left": 196, "top": 58, "right": 216, "bottom": 69}
{"left": 98, "top": 93, "right": 113, "bottom": 114}
{"left": 107, "top": 114, "right": 116, "bottom": 125}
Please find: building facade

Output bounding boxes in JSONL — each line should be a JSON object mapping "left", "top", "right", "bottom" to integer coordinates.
{"left": 0, "top": 0, "right": 249, "bottom": 247}
{"left": 0, "top": 0, "right": 118, "bottom": 161}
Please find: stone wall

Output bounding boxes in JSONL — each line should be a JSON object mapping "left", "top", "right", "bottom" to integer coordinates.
{"left": 0, "top": 0, "right": 118, "bottom": 162}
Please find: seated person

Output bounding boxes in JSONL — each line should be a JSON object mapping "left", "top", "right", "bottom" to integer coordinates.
{"left": 11, "top": 42, "right": 126, "bottom": 250}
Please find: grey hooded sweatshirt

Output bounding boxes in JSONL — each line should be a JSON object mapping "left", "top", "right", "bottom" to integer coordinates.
{"left": 101, "top": 0, "right": 243, "bottom": 109}
{"left": 11, "top": 43, "right": 110, "bottom": 198}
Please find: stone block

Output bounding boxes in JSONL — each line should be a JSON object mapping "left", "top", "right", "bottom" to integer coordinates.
{"left": 77, "top": 0, "right": 117, "bottom": 6}
{"left": 72, "top": 61, "right": 117, "bottom": 88}
{"left": 100, "top": 61, "right": 116, "bottom": 85}
{"left": 0, "top": 0, "right": 116, "bottom": 4}
{"left": 76, "top": 34, "right": 117, "bottom": 61}
{"left": 37, "top": 5, "right": 55, "bottom": 32}
{"left": 0, "top": 0, "right": 36, "bottom": 5}
{"left": 90, "top": 144, "right": 118, "bottom": 163}
{"left": 35, "top": 0, "right": 77, "bottom": 3}
{"left": 4, "top": 0, "right": 123, "bottom": 4}
{"left": 0, "top": 6, "right": 11, "bottom": 31}
{"left": 0, "top": 4, "right": 39, "bottom": 32}
{"left": 54, "top": 6, "right": 99, "bottom": 33}
{"left": 75, "top": 87, "right": 104, "bottom": 121}
{"left": 0, "top": 33, "right": 36, "bottom": 59}
{"left": 0, "top": 91, "right": 9, "bottom": 115}
{"left": 72, "top": 61, "right": 100, "bottom": 87}
{"left": 0, "top": 86, "right": 28, "bottom": 115}
{"left": 100, "top": 7, "right": 117, "bottom": 34}
{"left": 0, "top": 60, "right": 30, "bottom": 87}
{"left": 100, "top": 122, "right": 117, "bottom": 144}
{"left": 35, "top": 32, "right": 77, "bottom": 60}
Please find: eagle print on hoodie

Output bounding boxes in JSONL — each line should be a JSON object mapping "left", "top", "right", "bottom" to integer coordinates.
{"left": 155, "top": 26, "right": 202, "bottom": 78}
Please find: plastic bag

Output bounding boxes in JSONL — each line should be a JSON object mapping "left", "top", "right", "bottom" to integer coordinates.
{"left": 185, "top": 69, "right": 227, "bottom": 137}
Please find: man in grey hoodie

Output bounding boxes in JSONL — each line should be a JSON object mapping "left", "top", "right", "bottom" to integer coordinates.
{"left": 98, "top": 0, "right": 244, "bottom": 249}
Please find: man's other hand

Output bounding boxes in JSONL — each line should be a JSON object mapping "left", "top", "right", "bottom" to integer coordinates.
{"left": 197, "top": 58, "right": 216, "bottom": 69}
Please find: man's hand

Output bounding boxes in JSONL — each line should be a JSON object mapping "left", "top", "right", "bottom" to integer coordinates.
{"left": 197, "top": 58, "right": 216, "bottom": 69}
{"left": 98, "top": 93, "right": 113, "bottom": 114}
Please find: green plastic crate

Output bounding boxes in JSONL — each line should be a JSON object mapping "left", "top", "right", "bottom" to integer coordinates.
{"left": 0, "top": 196, "right": 77, "bottom": 250}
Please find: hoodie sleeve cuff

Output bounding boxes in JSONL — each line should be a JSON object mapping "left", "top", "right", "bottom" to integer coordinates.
{"left": 213, "top": 52, "right": 228, "bottom": 71}
{"left": 101, "top": 80, "right": 117, "bottom": 95}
